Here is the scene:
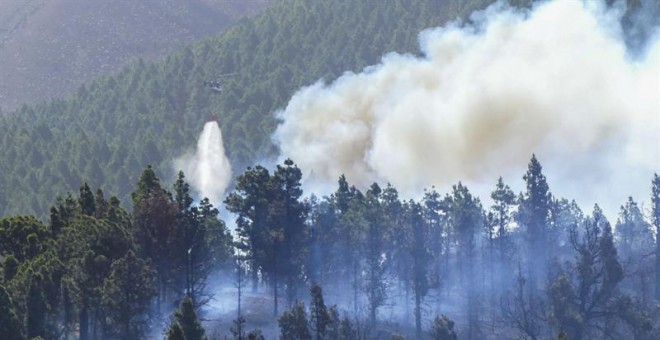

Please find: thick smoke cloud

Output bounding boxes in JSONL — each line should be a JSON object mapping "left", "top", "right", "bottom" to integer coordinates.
{"left": 175, "top": 121, "right": 232, "bottom": 206}
{"left": 273, "top": 0, "right": 659, "bottom": 215}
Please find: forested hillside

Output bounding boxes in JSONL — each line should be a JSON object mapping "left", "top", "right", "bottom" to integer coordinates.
{"left": 0, "top": 0, "right": 272, "bottom": 111}
{"left": 0, "top": 0, "right": 499, "bottom": 217}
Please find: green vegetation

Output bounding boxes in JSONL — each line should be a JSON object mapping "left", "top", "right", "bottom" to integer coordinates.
{"left": 0, "top": 167, "right": 233, "bottom": 340}
{"left": 0, "top": 0, "right": 495, "bottom": 217}
{"left": 0, "top": 156, "right": 659, "bottom": 339}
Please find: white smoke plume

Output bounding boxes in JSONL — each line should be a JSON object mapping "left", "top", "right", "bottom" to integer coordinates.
{"left": 175, "top": 121, "right": 232, "bottom": 206}
{"left": 273, "top": 0, "right": 659, "bottom": 215}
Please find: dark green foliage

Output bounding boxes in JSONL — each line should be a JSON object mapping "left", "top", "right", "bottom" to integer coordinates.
{"left": 548, "top": 209, "right": 636, "bottom": 340}
{"left": 447, "top": 182, "right": 484, "bottom": 339}
{"left": 0, "top": 285, "right": 24, "bottom": 340}
{"left": 101, "top": 250, "right": 156, "bottom": 340}
{"left": 430, "top": 315, "right": 457, "bottom": 340}
{"left": 338, "top": 315, "right": 356, "bottom": 340}
{"left": 3, "top": 255, "right": 19, "bottom": 282}
{"left": 0, "top": 0, "right": 493, "bottom": 218}
{"left": 272, "top": 159, "right": 309, "bottom": 308}
{"left": 409, "top": 201, "right": 430, "bottom": 339}
{"left": 488, "top": 177, "right": 516, "bottom": 254}
{"left": 246, "top": 329, "right": 265, "bottom": 340}
{"left": 278, "top": 302, "right": 311, "bottom": 340}
{"left": 309, "top": 284, "right": 330, "bottom": 340}
{"left": 230, "top": 315, "right": 246, "bottom": 340}
{"left": 167, "top": 322, "right": 186, "bottom": 340}
{"left": 225, "top": 165, "right": 273, "bottom": 292}
{"left": 1, "top": 161, "right": 657, "bottom": 340}
{"left": 0, "top": 215, "right": 49, "bottom": 262}
{"left": 615, "top": 197, "right": 654, "bottom": 301}
{"left": 225, "top": 159, "right": 308, "bottom": 316}
{"left": 78, "top": 183, "right": 96, "bottom": 217}
{"left": 131, "top": 166, "right": 178, "bottom": 310}
{"left": 518, "top": 155, "right": 553, "bottom": 288}
{"left": 363, "top": 183, "right": 388, "bottom": 325}
{"left": 26, "top": 273, "right": 47, "bottom": 339}
{"left": 169, "top": 297, "right": 207, "bottom": 340}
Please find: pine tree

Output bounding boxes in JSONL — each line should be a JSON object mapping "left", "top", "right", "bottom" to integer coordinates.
{"left": 430, "top": 315, "right": 457, "bottom": 340}
{"left": 3, "top": 255, "right": 18, "bottom": 282}
{"left": 448, "top": 182, "right": 484, "bottom": 339}
{"left": 487, "top": 177, "right": 516, "bottom": 296}
{"left": 102, "top": 250, "right": 156, "bottom": 340}
{"left": 548, "top": 208, "right": 625, "bottom": 340}
{"left": 652, "top": 174, "right": 660, "bottom": 301}
{"left": 168, "top": 297, "right": 206, "bottom": 340}
{"left": 225, "top": 165, "right": 273, "bottom": 293}
{"left": 0, "top": 285, "right": 24, "bottom": 340}
{"left": 167, "top": 322, "right": 186, "bottom": 340}
{"left": 519, "top": 155, "right": 552, "bottom": 289}
{"left": 26, "top": 272, "right": 47, "bottom": 339}
{"left": 363, "top": 183, "right": 388, "bottom": 325}
{"left": 131, "top": 165, "right": 177, "bottom": 312}
{"left": 230, "top": 315, "right": 246, "bottom": 340}
{"left": 278, "top": 302, "right": 311, "bottom": 340}
{"left": 615, "top": 197, "right": 654, "bottom": 301}
{"left": 78, "top": 183, "right": 96, "bottom": 217}
{"left": 272, "top": 159, "right": 309, "bottom": 309}
{"left": 410, "top": 201, "right": 430, "bottom": 340}
{"left": 309, "top": 284, "right": 330, "bottom": 340}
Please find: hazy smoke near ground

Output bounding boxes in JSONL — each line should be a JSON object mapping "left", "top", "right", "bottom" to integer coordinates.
{"left": 175, "top": 121, "right": 232, "bottom": 206}
{"left": 273, "top": 0, "right": 659, "bottom": 215}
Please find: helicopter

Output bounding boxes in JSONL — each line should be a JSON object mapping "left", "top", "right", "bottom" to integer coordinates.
{"left": 208, "top": 80, "right": 223, "bottom": 92}
{"left": 206, "top": 73, "right": 236, "bottom": 93}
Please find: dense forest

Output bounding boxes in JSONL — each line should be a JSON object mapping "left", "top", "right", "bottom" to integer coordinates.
{"left": 1, "top": 0, "right": 658, "bottom": 339}
{"left": 0, "top": 0, "right": 501, "bottom": 217}
{"left": 1, "top": 157, "right": 659, "bottom": 339}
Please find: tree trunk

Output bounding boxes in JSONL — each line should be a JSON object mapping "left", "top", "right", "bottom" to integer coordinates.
{"left": 414, "top": 291, "right": 422, "bottom": 340}
{"left": 656, "top": 237, "right": 660, "bottom": 300}
{"left": 353, "top": 260, "right": 359, "bottom": 318}
{"left": 79, "top": 306, "right": 89, "bottom": 340}
{"left": 273, "top": 277, "right": 279, "bottom": 317}
{"left": 252, "top": 262, "right": 259, "bottom": 293}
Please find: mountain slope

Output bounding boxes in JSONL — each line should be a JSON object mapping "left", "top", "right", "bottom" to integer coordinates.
{"left": 0, "top": 0, "right": 272, "bottom": 111}
{"left": 0, "top": 0, "right": 507, "bottom": 217}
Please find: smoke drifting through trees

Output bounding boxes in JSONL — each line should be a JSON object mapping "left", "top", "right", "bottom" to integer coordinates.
{"left": 175, "top": 121, "right": 232, "bottom": 206}
{"left": 273, "top": 0, "right": 659, "bottom": 215}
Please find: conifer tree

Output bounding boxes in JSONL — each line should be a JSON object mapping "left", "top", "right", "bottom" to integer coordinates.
{"left": 0, "top": 285, "right": 23, "bottom": 340}
{"left": 272, "top": 159, "right": 309, "bottom": 309}
{"left": 278, "top": 302, "right": 311, "bottom": 340}
{"left": 225, "top": 165, "right": 273, "bottom": 293}
{"left": 102, "top": 250, "right": 155, "bottom": 339}
{"left": 430, "top": 315, "right": 457, "bottom": 340}
{"left": 309, "top": 284, "right": 330, "bottom": 340}
{"left": 448, "top": 182, "right": 484, "bottom": 339}
{"left": 26, "top": 273, "right": 47, "bottom": 339}
{"left": 548, "top": 208, "right": 626, "bottom": 340}
{"left": 519, "top": 155, "right": 552, "bottom": 289}
{"left": 652, "top": 174, "right": 660, "bottom": 301}
{"left": 131, "top": 165, "right": 177, "bottom": 311}
{"left": 409, "top": 201, "right": 430, "bottom": 340}
{"left": 487, "top": 177, "right": 516, "bottom": 295}
{"left": 168, "top": 297, "right": 206, "bottom": 340}
{"left": 167, "top": 322, "right": 186, "bottom": 340}
{"left": 615, "top": 197, "right": 654, "bottom": 301}
{"left": 363, "top": 183, "right": 388, "bottom": 325}
{"left": 78, "top": 183, "right": 96, "bottom": 217}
